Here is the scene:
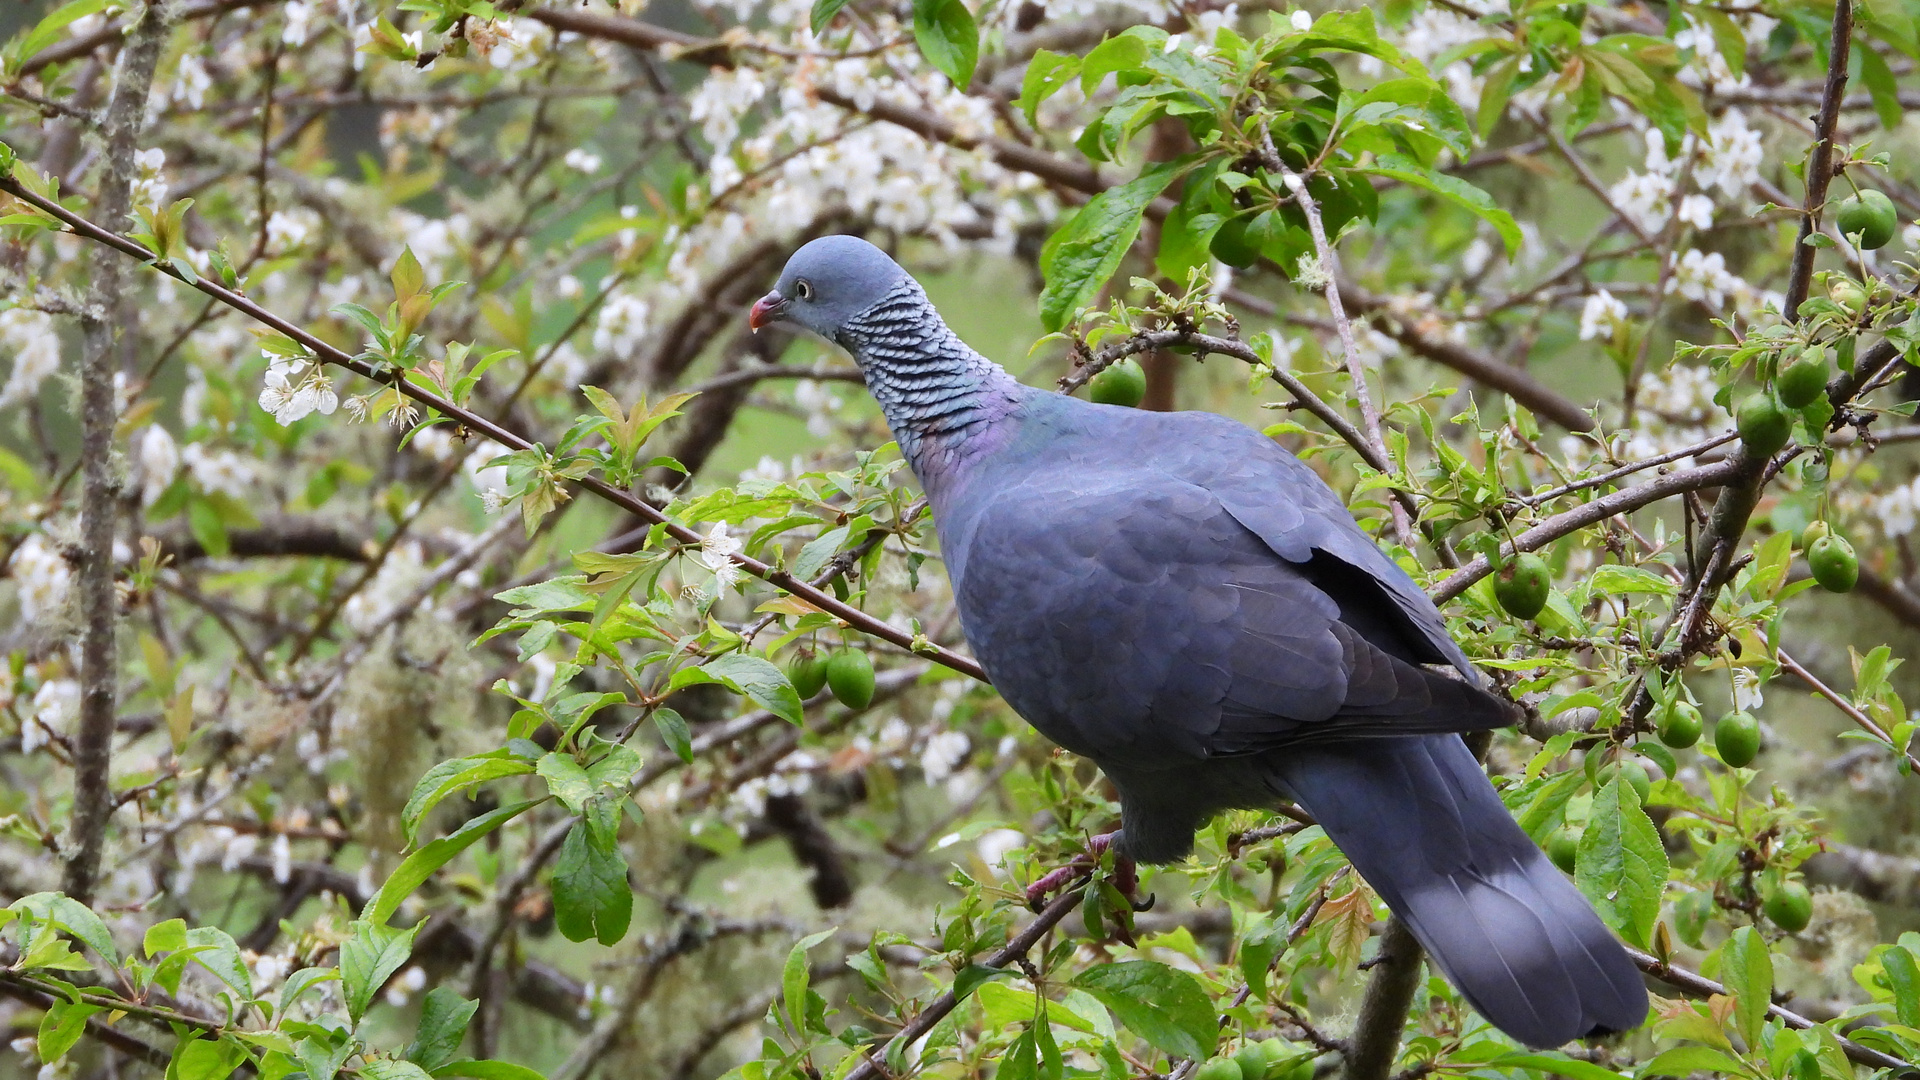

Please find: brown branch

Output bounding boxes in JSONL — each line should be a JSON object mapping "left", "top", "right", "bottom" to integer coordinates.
{"left": 1344, "top": 918, "right": 1424, "bottom": 1080}
{"left": 1778, "top": 647, "right": 1920, "bottom": 772}
{"left": 844, "top": 884, "right": 1087, "bottom": 1080}
{"left": 1626, "top": 946, "right": 1913, "bottom": 1073}
{"left": 1432, "top": 457, "right": 1743, "bottom": 604}
{"left": 64, "top": 0, "right": 173, "bottom": 905}
{"left": 18, "top": 0, "right": 269, "bottom": 76}
{"left": 0, "top": 175, "right": 989, "bottom": 684}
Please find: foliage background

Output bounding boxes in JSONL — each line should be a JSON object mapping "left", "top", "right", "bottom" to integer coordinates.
{"left": 7, "top": 0, "right": 1920, "bottom": 1077}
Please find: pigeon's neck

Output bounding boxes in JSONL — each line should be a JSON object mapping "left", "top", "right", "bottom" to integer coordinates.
{"left": 838, "top": 280, "right": 1030, "bottom": 488}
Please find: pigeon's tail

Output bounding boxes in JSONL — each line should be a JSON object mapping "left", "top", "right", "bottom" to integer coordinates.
{"left": 1265, "top": 734, "right": 1647, "bottom": 1048}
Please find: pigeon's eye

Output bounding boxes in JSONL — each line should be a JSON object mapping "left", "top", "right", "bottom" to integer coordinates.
{"left": 795, "top": 279, "right": 815, "bottom": 301}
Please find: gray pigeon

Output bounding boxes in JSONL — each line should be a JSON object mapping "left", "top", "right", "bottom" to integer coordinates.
{"left": 749, "top": 235, "right": 1648, "bottom": 1048}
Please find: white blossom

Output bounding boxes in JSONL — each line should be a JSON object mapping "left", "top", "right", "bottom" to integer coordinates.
{"left": 0, "top": 308, "right": 61, "bottom": 409}
{"left": 135, "top": 425, "right": 180, "bottom": 506}
{"left": 8, "top": 535, "right": 71, "bottom": 622}
{"left": 182, "top": 442, "right": 257, "bottom": 497}
{"left": 696, "top": 522, "right": 744, "bottom": 596}
{"left": 1579, "top": 290, "right": 1629, "bottom": 342}
{"left": 919, "top": 731, "right": 970, "bottom": 783}
{"left": 563, "top": 148, "right": 602, "bottom": 174}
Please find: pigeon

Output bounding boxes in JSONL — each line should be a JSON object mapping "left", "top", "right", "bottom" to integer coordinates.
{"left": 749, "top": 234, "right": 1648, "bottom": 1048}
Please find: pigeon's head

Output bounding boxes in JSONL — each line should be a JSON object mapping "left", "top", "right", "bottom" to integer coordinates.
{"left": 750, "top": 235, "right": 910, "bottom": 342}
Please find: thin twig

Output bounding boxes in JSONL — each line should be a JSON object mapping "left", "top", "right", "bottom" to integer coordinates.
{"left": 0, "top": 176, "right": 989, "bottom": 684}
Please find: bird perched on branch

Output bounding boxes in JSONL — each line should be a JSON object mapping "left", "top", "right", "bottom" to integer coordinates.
{"left": 749, "top": 234, "right": 1647, "bottom": 1049}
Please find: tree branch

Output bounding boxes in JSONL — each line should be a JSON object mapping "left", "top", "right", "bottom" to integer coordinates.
{"left": 0, "top": 175, "right": 989, "bottom": 684}
{"left": 64, "top": 0, "right": 173, "bottom": 905}
{"left": 843, "top": 884, "right": 1087, "bottom": 1080}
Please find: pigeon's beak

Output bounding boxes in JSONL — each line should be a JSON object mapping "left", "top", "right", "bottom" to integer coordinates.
{"left": 749, "top": 291, "right": 789, "bottom": 332}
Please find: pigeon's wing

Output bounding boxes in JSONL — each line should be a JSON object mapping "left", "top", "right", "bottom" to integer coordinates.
{"left": 1165, "top": 412, "right": 1477, "bottom": 679}
{"left": 950, "top": 467, "right": 1508, "bottom": 771}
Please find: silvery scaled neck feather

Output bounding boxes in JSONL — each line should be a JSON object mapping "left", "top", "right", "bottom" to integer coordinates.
{"left": 836, "top": 278, "right": 1028, "bottom": 485}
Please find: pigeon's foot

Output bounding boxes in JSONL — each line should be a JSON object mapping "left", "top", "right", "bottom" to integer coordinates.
{"left": 1024, "top": 833, "right": 1152, "bottom": 913}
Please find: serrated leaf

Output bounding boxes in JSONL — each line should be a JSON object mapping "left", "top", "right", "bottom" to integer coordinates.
{"left": 1722, "top": 925, "right": 1773, "bottom": 1048}
{"left": 37, "top": 1000, "right": 101, "bottom": 1063}
{"left": 1071, "top": 960, "right": 1217, "bottom": 1060}
{"left": 405, "top": 987, "right": 478, "bottom": 1071}
{"left": 1038, "top": 160, "right": 1189, "bottom": 332}
{"left": 698, "top": 653, "right": 804, "bottom": 725}
{"left": 341, "top": 919, "right": 422, "bottom": 1024}
{"left": 783, "top": 929, "right": 835, "bottom": 1035}
{"left": 1363, "top": 154, "right": 1522, "bottom": 256}
{"left": 1574, "top": 778, "right": 1668, "bottom": 948}
{"left": 402, "top": 752, "right": 535, "bottom": 845}
{"left": 551, "top": 801, "right": 631, "bottom": 946}
{"left": 364, "top": 800, "right": 540, "bottom": 927}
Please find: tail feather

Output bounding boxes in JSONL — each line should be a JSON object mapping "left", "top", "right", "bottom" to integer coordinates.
{"left": 1266, "top": 734, "right": 1647, "bottom": 1048}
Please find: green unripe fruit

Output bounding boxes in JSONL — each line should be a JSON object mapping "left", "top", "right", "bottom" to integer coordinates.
{"left": 1801, "top": 519, "right": 1831, "bottom": 548}
{"left": 1764, "top": 880, "right": 1814, "bottom": 933}
{"left": 1605, "top": 759, "right": 1653, "bottom": 804}
{"left": 1494, "top": 553, "right": 1552, "bottom": 620}
{"left": 1829, "top": 277, "right": 1867, "bottom": 314}
{"left": 1736, "top": 391, "right": 1793, "bottom": 457}
{"left": 1715, "top": 710, "right": 1762, "bottom": 768}
{"left": 787, "top": 653, "right": 829, "bottom": 700}
{"left": 1210, "top": 217, "right": 1259, "bottom": 268}
{"left": 825, "top": 649, "right": 875, "bottom": 709}
{"left": 1776, "top": 351, "right": 1831, "bottom": 408}
{"left": 1233, "top": 1044, "right": 1270, "bottom": 1080}
{"left": 1657, "top": 700, "right": 1703, "bottom": 749}
{"left": 1548, "top": 826, "right": 1580, "bottom": 874}
{"left": 1260, "top": 1040, "right": 1314, "bottom": 1080}
{"left": 1089, "top": 359, "right": 1148, "bottom": 408}
{"left": 1809, "top": 534, "right": 1859, "bottom": 593}
{"left": 1836, "top": 189, "right": 1898, "bottom": 250}
{"left": 1195, "top": 1057, "right": 1245, "bottom": 1080}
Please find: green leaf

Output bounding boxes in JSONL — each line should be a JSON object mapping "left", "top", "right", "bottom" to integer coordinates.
{"left": 1722, "top": 926, "right": 1774, "bottom": 1048}
{"left": 183, "top": 925, "right": 252, "bottom": 1000}
{"left": 363, "top": 1060, "right": 435, "bottom": 1080}
{"left": 9, "top": 0, "right": 110, "bottom": 69}
{"left": 810, "top": 0, "right": 851, "bottom": 34}
{"left": 911, "top": 0, "right": 977, "bottom": 89}
{"left": 173, "top": 1038, "right": 248, "bottom": 1080}
{"left": 698, "top": 653, "right": 805, "bottom": 725}
{"left": 1883, "top": 945, "right": 1920, "bottom": 1026}
{"left": 402, "top": 752, "right": 535, "bottom": 845}
{"left": 783, "top": 929, "right": 835, "bottom": 1035}
{"left": 537, "top": 753, "right": 595, "bottom": 813}
{"left": 1639, "top": 1047, "right": 1743, "bottom": 1076}
{"left": 1018, "top": 50, "right": 1080, "bottom": 126}
{"left": 144, "top": 917, "right": 188, "bottom": 957}
{"left": 341, "top": 919, "right": 423, "bottom": 1024}
{"left": 13, "top": 892, "right": 121, "bottom": 966}
{"left": 38, "top": 999, "right": 102, "bottom": 1063}
{"left": 1079, "top": 33, "right": 1149, "bottom": 93}
{"left": 1860, "top": 45, "right": 1904, "bottom": 130}
{"left": 1071, "top": 960, "right": 1217, "bottom": 1060}
{"left": 278, "top": 967, "right": 340, "bottom": 1017}
{"left": 364, "top": 800, "right": 540, "bottom": 926}
{"left": 406, "top": 989, "right": 479, "bottom": 1074}
{"left": 1038, "top": 160, "right": 1189, "bottom": 332}
{"left": 1362, "top": 154, "right": 1522, "bottom": 256}
{"left": 432, "top": 1062, "right": 547, "bottom": 1080}
{"left": 654, "top": 707, "right": 693, "bottom": 764}
{"left": 1574, "top": 777, "right": 1668, "bottom": 948}
{"left": 551, "top": 801, "right": 632, "bottom": 946}
{"left": 297, "top": 1034, "right": 354, "bottom": 1080}
{"left": 1486, "top": 1053, "right": 1626, "bottom": 1080}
